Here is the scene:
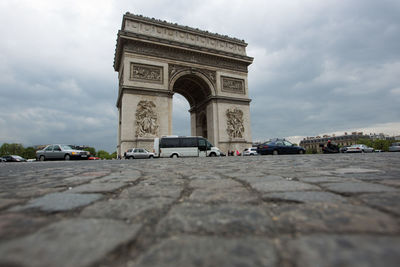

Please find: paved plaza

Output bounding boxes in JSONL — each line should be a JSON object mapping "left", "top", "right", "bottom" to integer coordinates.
{"left": 0, "top": 153, "right": 399, "bottom": 266}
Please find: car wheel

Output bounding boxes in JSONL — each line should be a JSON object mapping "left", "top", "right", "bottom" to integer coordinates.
{"left": 64, "top": 154, "right": 70, "bottom": 160}
{"left": 298, "top": 150, "right": 304, "bottom": 154}
{"left": 149, "top": 155, "right": 154, "bottom": 159}
{"left": 39, "top": 155, "right": 45, "bottom": 161}
{"left": 129, "top": 156, "right": 134, "bottom": 159}
{"left": 171, "top": 154, "right": 178, "bottom": 158}
{"left": 209, "top": 152, "right": 216, "bottom": 157}
{"left": 273, "top": 150, "right": 279, "bottom": 155}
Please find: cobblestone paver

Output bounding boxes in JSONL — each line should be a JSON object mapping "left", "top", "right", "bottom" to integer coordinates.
{"left": 0, "top": 153, "right": 399, "bottom": 267}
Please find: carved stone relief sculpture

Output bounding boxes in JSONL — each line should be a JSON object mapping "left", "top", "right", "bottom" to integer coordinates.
{"left": 135, "top": 100, "right": 159, "bottom": 137}
{"left": 226, "top": 108, "right": 245, "bottom": 139}
{"left": 221, "top": 76, "right": 245, "bottom": 94}
{"left": 130, "top": 63, "right": 163, "bottom": 84}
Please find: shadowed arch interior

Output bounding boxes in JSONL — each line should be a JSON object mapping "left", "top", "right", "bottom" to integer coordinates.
{"left": 172, "top": 74, "right": 212, "bottom": 108}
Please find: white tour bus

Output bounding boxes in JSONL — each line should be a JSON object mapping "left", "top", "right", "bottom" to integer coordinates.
{"left": 153, "top": 136, "right": 221, "bottom": 158}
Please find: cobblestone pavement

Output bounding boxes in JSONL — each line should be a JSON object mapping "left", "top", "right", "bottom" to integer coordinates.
{"left": 0, "top": 153, "right": 400, "bottom": 267}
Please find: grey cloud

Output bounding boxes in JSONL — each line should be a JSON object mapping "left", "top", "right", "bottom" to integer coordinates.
{"left": 1, "top": 0, "right": 400, "bottom": 152}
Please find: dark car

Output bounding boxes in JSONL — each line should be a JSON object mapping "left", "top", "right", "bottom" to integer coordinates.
{"left": 257, "top": 139, "right": 306, "bottom": 155}
{"left": 1, "top": 155, "right": 27, "bottom": 162}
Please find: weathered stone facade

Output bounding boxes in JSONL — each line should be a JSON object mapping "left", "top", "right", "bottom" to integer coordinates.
{"left": 114, "top": 13, "right": 253, "bottom": 156}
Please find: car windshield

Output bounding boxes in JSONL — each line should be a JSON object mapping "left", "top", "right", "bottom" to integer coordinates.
{"left": 60, "top": 145, "right": 73, "bottom": 150}
{"left": 283, "top": 141, "right": 293, "bottom": 146}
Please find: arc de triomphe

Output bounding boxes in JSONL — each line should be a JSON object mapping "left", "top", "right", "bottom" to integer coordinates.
{"left": 114, "top": 13, "right": 254, "bottom": 156}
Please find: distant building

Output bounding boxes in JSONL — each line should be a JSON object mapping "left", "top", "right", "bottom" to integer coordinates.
{"left": 300, "top": 132, "right": 370, "bottom": 153}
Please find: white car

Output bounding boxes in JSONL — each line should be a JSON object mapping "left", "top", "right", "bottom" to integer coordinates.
{"left": 345, "top": 144, "right": 374, "bottom": 153}
{"left": 243, "top": 147, "right": 258, "bottom": 156}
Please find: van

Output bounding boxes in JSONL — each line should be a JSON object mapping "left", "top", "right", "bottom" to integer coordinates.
{"left": 153, "top": 136, "right": 221, "bottom": 158}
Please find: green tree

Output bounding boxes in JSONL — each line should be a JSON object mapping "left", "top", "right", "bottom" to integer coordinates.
{"left": 97, "top": 150, "right": 111, "bottom": 159}
{"left": 110, "top": 151, "right": 118, "bottom": 159}
{"left": 373, "top": 139, "right": 392, "bottom": 151}
{"left": 357, "top": 138, "right": 392, "bottom": 152}
{"left": 22, "top": 146, "right": 36, "bottom": 159}
{"left": 84, "top": 147, "right": 96, "bottom": 156}
{"left": 0, "top": 143, "right": 24, "bottom": 156}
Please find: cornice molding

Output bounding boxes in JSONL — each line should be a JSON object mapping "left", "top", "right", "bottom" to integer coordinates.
{"left": 114, "top": 36, "right": 252, "bottom": 73}
{"left": 122, "top": 13, "right": 247, "bottom": 46}
{"left": 116, "top": 86, "right": 172, "bottom": 107}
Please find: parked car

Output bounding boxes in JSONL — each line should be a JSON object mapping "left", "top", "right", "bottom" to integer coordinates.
{"left": 389, "top": 142, "right": 400, "bottom": 152}
{"left": 88, "top": 156, "right": 101, "bottom": 160}
{"left": 339, "top": 146, "right": 349, "bottom": 153}
{"left": 257, "top": 139, "right": 306, "bottom": 155}
{"left": 36, "top": 144, "right": 89, "bottom": 161}
{"left": 124, "top": 148, "right": 155, "bottom": 159}
{"left": 1, "top": 155, "right": 27, "bottom": 162}
{"left": 345, "top": 144, "right": 374, "bottom": 153}
{"left": 243, "top": 147, "right": 258, "bottom": 156}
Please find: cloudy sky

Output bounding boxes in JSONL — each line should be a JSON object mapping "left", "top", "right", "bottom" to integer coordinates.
{"left": 1, "top": 0, "right": 399, "bottom": 152}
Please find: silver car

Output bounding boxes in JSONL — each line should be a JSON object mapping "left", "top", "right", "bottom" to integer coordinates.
{"left": 389, "top": 142, "right": 400, "bottom": 152}
{"left": 124, "top": 148, "right": 155, "bottom": 159}
{"left": 243, "top": 147, "right": 258, "bottom": 156}
{"left": 36, "top": 145, "right": 89, "bottom": 161}
{"left": 345, "top": 144, "right": 374, "bottom": 153}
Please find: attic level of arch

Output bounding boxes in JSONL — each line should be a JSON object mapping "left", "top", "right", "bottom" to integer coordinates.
{"left": 114, "top": 35, "right": 253, "bottom": 73}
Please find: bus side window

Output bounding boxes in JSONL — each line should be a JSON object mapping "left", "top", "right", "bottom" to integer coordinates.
{"left": 181, "top": 138, "right": 196, "bottom": 147}
{"left": 161, "top": 138, "right": 179, "bottom": 148}
{"left": 198, "top": 139, "right": 207, "bottom": 151}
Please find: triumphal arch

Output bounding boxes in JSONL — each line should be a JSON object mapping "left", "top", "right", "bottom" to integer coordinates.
{"left": 114, "top": 13, "right": 254, "bottom": 156}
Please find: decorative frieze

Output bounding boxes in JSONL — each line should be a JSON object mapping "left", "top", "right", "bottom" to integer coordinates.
{"left": 130, "top": 63, "right": 163, "bottom": 84}
{"left": 226, "top": 108, "right": 245, "bottom": 139}
{"left": 221, "top": 76, "right": 245, "bottom": 94}
{"left": 168, "top": 64, "right": 216, "bottom": 86}
{"left": 135, "top": 100, "right": 159, "bottom": 137}
{"left": 125, "top": 41, "right": 249, "bottom": 73}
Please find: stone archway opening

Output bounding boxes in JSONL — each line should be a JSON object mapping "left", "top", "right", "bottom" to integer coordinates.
{"left": 171, "top": 74, "right": 212, "bottom": 139}
{"left": 172, "top": 93, "right": 191, "bottom": 136}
